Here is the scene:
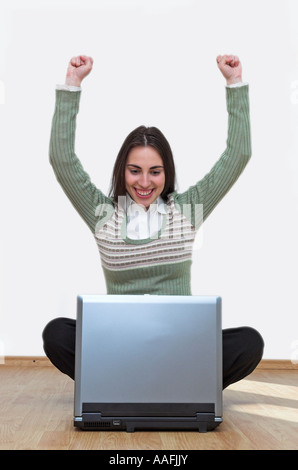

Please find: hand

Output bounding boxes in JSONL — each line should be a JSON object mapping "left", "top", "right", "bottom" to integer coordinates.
{"left": 216, "top": 55, "right": 242, "bottom": 86}
{"left": 65, "top": 55, "right": 93, "bottom": 87}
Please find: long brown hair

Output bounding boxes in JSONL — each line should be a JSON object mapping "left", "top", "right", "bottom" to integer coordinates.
{"left": 109, "top": 126, "right": 176, "bottom": 202}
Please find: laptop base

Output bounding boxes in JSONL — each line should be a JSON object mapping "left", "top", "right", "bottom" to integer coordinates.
{"left": 74, "top": 413, "right": 222, "bottom": 433}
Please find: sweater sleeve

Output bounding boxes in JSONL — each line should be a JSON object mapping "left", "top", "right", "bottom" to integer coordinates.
{"left": 174, "top": 85, "right": 251, "bottom": 229}
{"left": 49, "top": 90, "right": 113, "bottom": 233}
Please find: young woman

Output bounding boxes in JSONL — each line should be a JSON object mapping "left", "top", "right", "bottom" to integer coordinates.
{"left": 43, "top": 55, "right": 264, "bottom": 388}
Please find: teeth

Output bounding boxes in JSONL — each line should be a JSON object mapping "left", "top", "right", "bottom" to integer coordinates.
{"left": 136, "top": 189, "right": 153, "bottom": 196}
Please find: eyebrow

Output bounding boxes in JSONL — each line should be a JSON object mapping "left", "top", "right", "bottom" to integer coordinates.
{"left": 127, "top": 164, "right": 164, "bottom": 169}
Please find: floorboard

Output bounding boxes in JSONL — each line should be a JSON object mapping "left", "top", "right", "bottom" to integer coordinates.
{"left": 0, "top": 366, "right": 297, "bottom": 450}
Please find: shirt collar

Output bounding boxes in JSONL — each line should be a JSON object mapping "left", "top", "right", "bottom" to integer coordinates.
{"left": 126, "top": 193, "right": 167, "bottom": 215}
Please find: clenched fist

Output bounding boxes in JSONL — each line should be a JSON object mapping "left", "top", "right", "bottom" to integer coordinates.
{"left": 216, "top": 55, "right": 242, "bottom": 86}
{"left": 65, "top": 55, "right": 93, "bottom": 87}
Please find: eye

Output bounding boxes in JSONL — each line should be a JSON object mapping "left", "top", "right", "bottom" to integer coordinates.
{"left": 130, "top": 169, "right": 139, "bottom": 174}
{"left": 151, "top": 171, "right": 161, "bottom": 176}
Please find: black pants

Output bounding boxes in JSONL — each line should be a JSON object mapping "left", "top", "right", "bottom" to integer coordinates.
{"left": 42, "top": 317, "right": 264, "bottom": 390}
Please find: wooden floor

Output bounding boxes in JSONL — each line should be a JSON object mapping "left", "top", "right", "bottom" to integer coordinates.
{"left": 0, "top": 364, "right": 297, "bottom": 450}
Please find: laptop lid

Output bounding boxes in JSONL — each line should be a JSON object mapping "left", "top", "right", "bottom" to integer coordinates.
{"left": 74, "top": 294, "right": 222, "bottom": 432}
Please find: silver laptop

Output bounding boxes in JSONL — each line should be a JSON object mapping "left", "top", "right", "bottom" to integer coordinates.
{"left": 74, "top": 294, "right": 222, "bottom": 433}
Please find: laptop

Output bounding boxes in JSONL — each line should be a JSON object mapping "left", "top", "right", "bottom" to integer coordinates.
{"left": 74, "top": 294, "right": 222, "bottom": 433}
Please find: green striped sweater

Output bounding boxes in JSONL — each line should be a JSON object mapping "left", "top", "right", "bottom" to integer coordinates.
{"left": 50, "top": 85, "right": 251, "bottom": 295}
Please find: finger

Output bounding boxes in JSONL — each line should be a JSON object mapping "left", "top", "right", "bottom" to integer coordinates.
{"left": 79, "top": 55, "right": 87, "bottom": 65}
{"left": 233, "top": 56, "right": 240, "bottom": 67}
{"left": 226, "top": 55, "right": 240, "bottom": 67}
{"left": 217, "top": 55, "right": 233, "bottom": 66}
{"left": 70, "top": 56, "right": 81, "bottom": 67}
{"left": 78, "top": 55, "right": 93, "bottom": 69}
{"left": 225, "top": 55, "right": 234, "bottom": 65}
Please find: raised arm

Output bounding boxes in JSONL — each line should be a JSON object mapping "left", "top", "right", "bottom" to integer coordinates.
{"left": 49, "top": 56, "right": 112, "bottom": 233}
{"left": 175, "top": 55, "right": 251, "bottom": 228}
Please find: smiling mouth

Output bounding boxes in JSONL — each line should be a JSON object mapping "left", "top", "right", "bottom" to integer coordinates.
{"left": 134, "top": 188, "right": 155, "bottom": 198}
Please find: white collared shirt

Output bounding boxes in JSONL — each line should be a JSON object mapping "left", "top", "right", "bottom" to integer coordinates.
{"left": 126, "top": 194, "right": 167, "bottom": 240}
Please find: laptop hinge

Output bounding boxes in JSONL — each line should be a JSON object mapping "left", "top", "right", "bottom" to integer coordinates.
{"left": 82, "top": 402, "right": 215, "bottom": 416}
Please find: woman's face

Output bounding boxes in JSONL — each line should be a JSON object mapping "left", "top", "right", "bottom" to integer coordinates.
{"left": 125, "top": 146, "right": 165, "bottom": 209}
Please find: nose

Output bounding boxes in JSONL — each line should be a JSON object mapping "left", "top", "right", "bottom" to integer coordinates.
{"left": 138, "top": 173, "right": 151, "bottom": 188}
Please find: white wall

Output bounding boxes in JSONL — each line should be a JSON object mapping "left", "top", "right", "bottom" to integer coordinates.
{"left": 0, "top": 0, "right": 297, "bottom": 360}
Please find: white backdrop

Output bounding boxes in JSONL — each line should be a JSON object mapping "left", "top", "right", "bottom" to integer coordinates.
{"left": 0, "top": 0, "right": 297, "bottom": 360}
